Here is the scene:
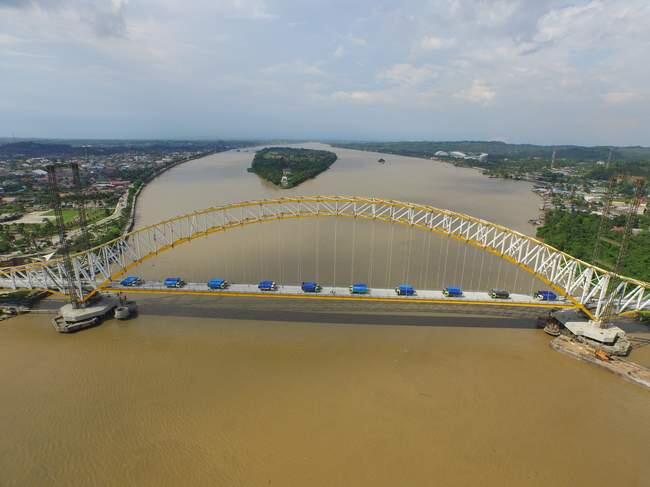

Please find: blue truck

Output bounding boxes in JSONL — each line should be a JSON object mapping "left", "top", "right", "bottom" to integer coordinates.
{"left": 395, "top": 284, "right": 415, "bottom": 296}
{"left": 120, "top": 276, "right": 143, "bottom": 287}
{"left": 258, "top": 280, "right": 278, "bottom": 291}
{"left": 207, "top": 279, "right": 229, "bottom": 290}
{"left": 164, "top": 277, "right": 185, "bottom": 288}
{"left": 442, "top": 286, "right": 463, "bottom": 297}
{"left": 349, "top": 283, "right": 370, "bottom": 294}
{"left": 535, "top": 290, "right": 557, "bottom": 301}
{"left": 301, "top": 281, "right": 322, "bottom": 293}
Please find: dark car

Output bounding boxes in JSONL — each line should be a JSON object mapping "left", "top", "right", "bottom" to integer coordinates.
{"left": 489, "top": 288, "right": 510, "bottom": 299}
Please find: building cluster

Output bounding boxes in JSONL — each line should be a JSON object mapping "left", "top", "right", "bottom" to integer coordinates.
{"left": 0, "top": 147, "right": 208, "bottom": 263}
{"left": 433, "top": 150, "right": 489, "bottom": 163}
{"left": 0, "top": 149, "right": 202, "bottom": 211}
{"left": 533, "top": 184, "right": 646, "bottom": 214}
{"left": 528, "top": 168, "right": 648, "bottom": 234}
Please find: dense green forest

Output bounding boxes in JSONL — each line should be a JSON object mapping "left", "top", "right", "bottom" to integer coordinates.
{"left": 249, "top": 147, "right": 337, "bottom": 188}
{"left": 536, "top": 210, "right": 650, "bottom": 282}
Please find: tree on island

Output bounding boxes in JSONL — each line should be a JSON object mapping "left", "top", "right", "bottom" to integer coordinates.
{"left": 249, "top": 147, "right": 338, "bottom": 188}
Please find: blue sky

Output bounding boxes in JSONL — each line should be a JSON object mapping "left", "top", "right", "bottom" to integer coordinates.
{"left": 1, "top": 0, "right": 649, "bottom": 144}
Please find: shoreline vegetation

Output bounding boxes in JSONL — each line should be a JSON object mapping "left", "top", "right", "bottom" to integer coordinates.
{"left": 537, "top": 209, "right": 650, "bottom": 282}
{"left": 0, "top": 140, "right": 260, "bottom": 264}
{"left": 87, "top": 146, "right": 273, "bottom": 248}
{"left": 333, "top": 141, "right": 649, "bottom": 283}
{"left": 3, "top": 149, "right": 246, "bottom": 264}
{"left": 121, "top": 150, "right": 216, "bottom": 237}
{"left": 248, "top": 147, "right": 337, "bottom": 188}
{"left": 332, "top": 141, "right": 650, "bottom": 179}
{"left": 69, "top": 151, "right": 221, "bottom": 253}
{"left": 0, "top": 147, "right": 252, "bottom": 312}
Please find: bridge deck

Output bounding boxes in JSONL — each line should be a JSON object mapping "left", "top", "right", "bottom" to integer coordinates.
{"left": 106, "top": 282, "right": 573, "bottom": 309}
{"left": 2, "top": 196, "right": 649, "bottom": 320}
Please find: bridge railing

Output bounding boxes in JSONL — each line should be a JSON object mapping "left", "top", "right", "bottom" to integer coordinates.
{"left": 1, "top": 196, "right": 649, "bottom": 319}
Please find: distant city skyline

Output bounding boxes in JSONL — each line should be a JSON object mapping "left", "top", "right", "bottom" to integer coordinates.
{"left": 1, "top": 0, "right": 649, "bottom": 145}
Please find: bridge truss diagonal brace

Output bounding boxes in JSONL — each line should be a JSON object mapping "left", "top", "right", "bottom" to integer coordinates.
{"left": 1, "top": 195, "right": 649, "bottom": 320}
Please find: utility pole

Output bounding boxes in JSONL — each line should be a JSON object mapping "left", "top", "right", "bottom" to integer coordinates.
{"left": 46, "top": 165, "right": 81, "bottom": 308}
{"left": 70, "top": 161, "right": 91, "bottom": 250}
{"left": 593, "top": 176, "right": 646, "bottom": 325}
{"left": 606, "top": 148, "right": 613, "bottom": 169}
{"left": 615, "top": 178, "right": 646, "bottom": 272}
{"left": 551, "top": 149, "right": 557, "bottom": 170}
{"left": 592, "top": 175, "right": 618, "bottom": 267}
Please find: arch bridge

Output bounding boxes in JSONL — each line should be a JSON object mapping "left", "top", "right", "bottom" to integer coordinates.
{"left": 1, "top": 196, "right": 649, "bottom": 320}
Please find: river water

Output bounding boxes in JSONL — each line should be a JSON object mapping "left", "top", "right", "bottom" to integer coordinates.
{"left": 1, "top": 144, "right": 648, "bottom": 486}
{"left": 131, "top": 143, "right": 545, "bottom": 292}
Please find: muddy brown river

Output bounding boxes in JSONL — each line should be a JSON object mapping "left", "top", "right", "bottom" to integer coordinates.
{"left": 1, "top": 144, "right": 648, "bottom": 486}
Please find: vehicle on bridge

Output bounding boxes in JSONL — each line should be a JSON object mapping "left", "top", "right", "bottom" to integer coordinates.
{"left": 207, "top": 279, "right": 229, "bottom": 290}
{"left": 535, "top": 290, "right": 557, "bottom": 301}
{"left": 120, "top": 276, "right": 144, "bottom": 287}
{"left": 3, "top": 196, "right": 649, "bottom": 322}
{"left": 164, "top": 277, "right": 186, "bottom": 288}
{"left": 489, "top": 288, "right": 510, "bottom": 299}
{"left": 258, "top": 280, "right": 278, "bottom": 291}
{"left": 350, "top": 283, "right": 370, "bottom": 294}
{"left": 443, "top": 286, "right": 464, "bottom": 297}
{"left": 395, "top": 284, "right": 416, "bottom": 296}
{"left": 301, "top": 281, "right": 322, "bottom": 293}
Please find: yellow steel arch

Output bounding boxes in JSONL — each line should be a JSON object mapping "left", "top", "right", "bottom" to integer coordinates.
{"left": 99, "top": 198, "right": 587, "bottom": 313}
{"left": 2, "top": 196, "right": 649, "bottom": 319}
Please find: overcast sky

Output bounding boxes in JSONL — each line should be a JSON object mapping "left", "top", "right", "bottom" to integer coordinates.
{"left": 1, "top": 0, "right": 649, "bottom": 144}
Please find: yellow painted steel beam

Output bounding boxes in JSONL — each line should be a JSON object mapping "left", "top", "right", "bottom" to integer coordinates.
{"left": 90, "top": 211, "right": 594, "bottom": 317}
{"left": 2, "top": 196, "right": 647, "bottom": 319}
{"left": 102, "top": 286, "right": 575, "bottom": 310}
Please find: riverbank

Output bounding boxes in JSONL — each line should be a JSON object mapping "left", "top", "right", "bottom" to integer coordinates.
{"left": 332, "top": 144, "right": 548, "bottom": 217}
{"left": 119, "top": 147, "right": 265, "bottom": 238}
{"left": 122, "top": 150, "right": 224, "bottom": 235}
{"left": 3, "top": 144, "right": 649, "bottom": 487}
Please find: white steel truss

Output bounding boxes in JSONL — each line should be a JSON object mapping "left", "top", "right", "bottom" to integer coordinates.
{"left": 1, "top": 196, "right": 648, "bottom": 319}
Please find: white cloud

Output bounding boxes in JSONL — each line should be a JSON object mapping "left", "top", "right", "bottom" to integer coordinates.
{"left": 534, "top": 1, "right": 603, "bottom": 45}
{"left": 1, "top": 0, "right": 650, "bottom": 142}
{"left": 348, "top": 35, "right": 367, "bottom": 46}
{"left": 215, "top": 0, "right": 275, "bottom": 20}
{"left": 331, "top": 90, "right": 390, "bottom": 104}
{"left": 454, "top": 80, "right": 496, "bottom": 105}
{"left": 603, "top": 91, "right": 644, "bottom": 105}
{"left": 420, "top": 35, "right": 455, "bottom": 50}
{"left": 468, "top": 43, "right": 523, "bottom": 63}
{"left": 0, "top": 0, "right": 130, "bottom": 37}
{"left": 474, "top": 0, "right": 520, "bottom": 27}
{"left": 0, "top": 33, "right": 20, "bottom": 46}
{"left": 534, "top": 0, "right": 650, "bottom": 49}
{"left": 261, "top": 61, "right": 324, "bottom": 77}
{"left": 378, "top": 63, "right": 437, "bottom": 86}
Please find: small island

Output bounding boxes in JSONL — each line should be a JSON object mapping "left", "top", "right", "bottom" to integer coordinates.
{"left": 249, "top": 147, "right": 338, "bottom": 188}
